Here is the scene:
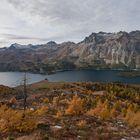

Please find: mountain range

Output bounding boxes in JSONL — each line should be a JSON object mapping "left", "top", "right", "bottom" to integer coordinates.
{"left": 0, "top": 31, "right": 140, "bottom": 73}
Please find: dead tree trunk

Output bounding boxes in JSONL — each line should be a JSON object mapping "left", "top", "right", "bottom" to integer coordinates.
{"left": 23, "top": 72, "right": 27, "bottom": 111}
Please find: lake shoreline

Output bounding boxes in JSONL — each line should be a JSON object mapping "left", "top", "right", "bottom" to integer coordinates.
{"left": 0, "top": 68, "right": 140, "bottom": 75}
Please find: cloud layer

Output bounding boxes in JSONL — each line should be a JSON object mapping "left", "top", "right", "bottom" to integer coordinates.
{"left": 0, "top": 0, "right": 140, "bottom": 47}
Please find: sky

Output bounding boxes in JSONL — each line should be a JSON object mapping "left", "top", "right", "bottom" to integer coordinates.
{"left": 0, "top": 0, "right": 139, "bottom": 47}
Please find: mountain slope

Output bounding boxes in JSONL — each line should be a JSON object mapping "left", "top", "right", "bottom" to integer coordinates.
{"left": 0, "top": 31, "right": 140, "bottom": 73}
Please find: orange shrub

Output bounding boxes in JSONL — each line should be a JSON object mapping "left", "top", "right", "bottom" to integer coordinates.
{"left": 86, "top": 101, "right": 103, "bottom": 116}
{"left": 0, "top": 105, "right": 37, "bottom": 133}
{"left": 32, "top": 101, "right": 37, "bottom": 106}
{"left": 77, "top": 120, "right": 87, "bottom": 129}
{"left": 86, "top": 90, "right": 93, "bottom": 95}
{"left": 35, "top": 106, "right": 48, "bottom": 116}
{"left": 113, "top": 101, "right": 122, "bottom": 112}
{"left": 0, "top": 104, "right": 51, "bottom": 133}
{"left": 99, "top": 105, "right": 111, "bottom": 120}
{"left": 65, "top": 95, "right": 84, "bottom": 115}
{"left": 55, "top": 111, "right": 63, "bottom": 119}
{"left": 110, "top": 108, "right": 119, "bottom": 117}
{"left": 86, "top": 101, "right": 111, "bottom": 120}
{"left": 43, "top": 98, "right": 49, "bottom": 104}
{"left": 125, "top": 108, "right": 140, "bottom": 129}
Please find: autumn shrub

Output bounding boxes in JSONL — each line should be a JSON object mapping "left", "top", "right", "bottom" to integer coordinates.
{"left": 65, "top": 95, "right": 84, "bottom": 115}
{"left": 32, "top": 101, "right": 37, "bottom": 106}
{"left": 128, "top": 103, "right": 139, "bottom": 113}
{"left": 99, "top": 105, "right": 111, "bottom": 120}
{"left": 55, "top": 111, "right": 63, "bottom": 119}
{"left": 77, "top": 120, "right": 87, "bottom": 129}
{"left": 0, "top": 105, "right": 37, "bottom": 133}
{"left": 84, "top": 90, "right": 93, "bottom": 95}
{"left": 0, "top": 105, "right": 49, "bottom": 133}
{"left": 125, "top": 108, "right": 140, "bottom": 129}
{"left": 113, "top": 101, "right": 122, "bottom": 112}
{"left": 110, "top": 108, "right": 119, "bottom": 117}
{"left": 86, "top": 101, "right": 103, "bottom": 116}
{"left": 35, "top": 106, "right": 48, "bottom": 116}
{"left": 109, "top": 101, "right": 123, "bottom": 117}
{"left": 43, "top": 98, "right": 49, "bottom": 104}
{"left": 86, "top": 101, "right": 111, "bottom": 120}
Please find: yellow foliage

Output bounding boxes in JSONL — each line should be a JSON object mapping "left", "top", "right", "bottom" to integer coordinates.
{"left": 125, "top": 108, "right": 140, "bottom": 129}
{"left": 43, "top": 98, "right": 49, "bottom": 104}
{"left": 65, "top": 95, "right": 84, "bottom": 115}
{"left": 0, "top": 105, "right": 50, "bottom": 133}
{"left": 77, "top": 120, "right": 87, "bottom": 129}
{"left": 86, "top": 101, "right": 103, "bottom": 116}
{"left": 0, "top": 105, "right": 36, "bottom": 133}
{"left": 86, "top": 101, "right": 111, "bottom": 120}
{"left": 32, "top": 101, "right": 37, "bottom": 106}
{"left": 99, "top": 106, "right": 111, "bottom": 120}
{"left": 110, "top": 108, "right": 119, "bottom": 117}
{"left": 114, "top": 101, "right": 122, "bottom": 111}
{"left": 35, "top": 106, "right": 48, "bottom": 116}
{"left": 85, "top": 90, "right": 93, "bottom": 95}
{"left": 55, "top": 111, "right": 63, "bottom": 119}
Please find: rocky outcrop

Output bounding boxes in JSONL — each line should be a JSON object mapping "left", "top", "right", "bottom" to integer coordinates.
{"left": 0, "top": 31, "right": 140, "bottom": 73}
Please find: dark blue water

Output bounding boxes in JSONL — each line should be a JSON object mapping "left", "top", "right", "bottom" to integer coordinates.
{"left": 0, "top": 70, "right": 139, "bottom": 87}
{"left": 47, "top": 70, "right": 140, "bottom": 84}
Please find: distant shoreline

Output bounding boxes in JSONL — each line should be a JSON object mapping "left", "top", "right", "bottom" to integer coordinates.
{"left": 0, "top": 68, "right": 140, "bottom": 76}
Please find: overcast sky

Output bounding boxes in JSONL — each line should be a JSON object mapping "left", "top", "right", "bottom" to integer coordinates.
{"left": 0, "top": 0, "right": 139, "bottom": 47}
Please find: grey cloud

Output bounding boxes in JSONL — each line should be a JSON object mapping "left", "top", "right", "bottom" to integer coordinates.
{"left": 0, "top": 33, "right": 48, "bottom": 41}
{"left": 1, "top": 0, "right": 140, "bottom": 47}
{"left": 0, "top": 33, "right": 51, "bottom": 47}
{"left": 7, "top": 0, "right": 84, "bottom": 23}
{"left": 0, "top": 26, "right": 15, "bottom": 30}
{"left": 7, "top": 0, "right": 140, "bottom": 30}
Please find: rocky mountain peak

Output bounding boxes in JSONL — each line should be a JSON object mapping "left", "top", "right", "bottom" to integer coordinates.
{"left": 46, "top": 41, "right": 57, "bottom": 47}
{"left": 129, "top": 30, "right": 140, "bottom": 40}
{"left": 84, "top": 33, "right": 96, "bottom": 43}
{"left": 9, "top": 43, "right": 32, "bottom": 49}
{"left": 60, "top": 41, "right": 76, "bottom": 46}
{"left": 9, "top": 43, "right": 22, "bottom": 49}
{"left": 83, "top": 32, "right": 108, "bottom": 44}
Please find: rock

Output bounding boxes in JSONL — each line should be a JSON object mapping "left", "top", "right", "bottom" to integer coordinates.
{"left": 92, "top": 91, "right": 108, "bottom": 96}
{"left": 108, "top": 127, "right": 118, "bottom": 132}
{"left": 121, "top": 138, "right": 127, "bottom": 140}
{"left": 30, "top": 107, "right": 35, "bottom": 111}
{"left": 51, "top": 125, "right": 62, "bottom": 132}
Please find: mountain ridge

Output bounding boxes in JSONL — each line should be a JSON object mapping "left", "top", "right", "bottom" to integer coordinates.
{"left": 0, "top": 30, "right": 140, "bottom": 73}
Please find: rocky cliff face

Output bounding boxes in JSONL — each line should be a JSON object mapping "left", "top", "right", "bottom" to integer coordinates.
{"left": 0, "top": 31, "right": 140, "bottom": 73}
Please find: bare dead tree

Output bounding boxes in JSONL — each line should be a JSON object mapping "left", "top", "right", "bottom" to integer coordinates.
{"left": 23, "top": 72, "right": 27, "bottom": 111}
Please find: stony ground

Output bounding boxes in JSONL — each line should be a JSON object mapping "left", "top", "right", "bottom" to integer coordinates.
{"left": 0, "top": 81, "right": 140, "bottom": 140}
